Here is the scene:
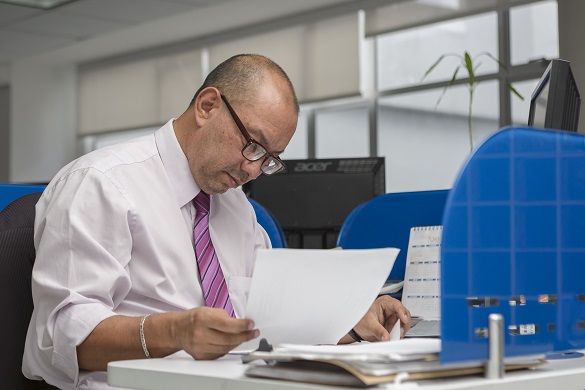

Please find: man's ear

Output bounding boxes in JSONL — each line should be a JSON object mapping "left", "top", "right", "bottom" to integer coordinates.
{"left": 193, "top": 87, "right": 221, "bottom": 127}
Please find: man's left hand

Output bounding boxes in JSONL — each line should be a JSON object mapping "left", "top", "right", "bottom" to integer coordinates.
{"left": 339, "top": 296, "right": 411, "bottom": 343}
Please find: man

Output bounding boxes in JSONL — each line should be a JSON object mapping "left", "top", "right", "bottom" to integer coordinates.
{"left": 23, "top": 54, "right": 410, "bottom": 389}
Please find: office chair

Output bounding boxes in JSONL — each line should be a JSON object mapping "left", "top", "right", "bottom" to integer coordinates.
{"left": 0, "top": 192, "right": 44, "bottom": 389}
{"left": 336, "top": 190, "right": 449, "bottom": 280}
{"left": 0, "top": 184, "right": 46, "bottom": 212}
{"left": 248, "top": 198, "right": 287, "bottom": 248}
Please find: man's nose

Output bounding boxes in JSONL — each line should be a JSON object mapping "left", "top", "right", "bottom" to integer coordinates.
{"left": 242, "top": 158, "right": 264, "bottom": 180}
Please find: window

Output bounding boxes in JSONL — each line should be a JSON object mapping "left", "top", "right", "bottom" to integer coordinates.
{"left": 377, "top": 12, "right": 498, "bottom": 91}
{"left": 315, "top": 106, "right": 369, "bottom": 158}
{"left": 282, "top": 110, "right": 309, "bottom": 160}
{"left": 510, "top": 1, "right": 559, "bottom": 65}
{"left": 378, "top": 81, "right": 499, "bottom": 193}
{"left": 372, "top": 1, "right": 557, "bottom": 192}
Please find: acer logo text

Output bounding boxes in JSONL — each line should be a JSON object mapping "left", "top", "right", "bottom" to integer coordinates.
{"left": 293, "top": 162, "right": 332, "bottom": 172}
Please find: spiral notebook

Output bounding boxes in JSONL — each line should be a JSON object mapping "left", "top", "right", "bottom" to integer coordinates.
{"left": 402, "top": 226, "right": 442, "bottom": 338}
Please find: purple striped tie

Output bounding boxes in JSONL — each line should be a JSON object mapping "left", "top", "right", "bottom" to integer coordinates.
{"left": 193, "top": 191, "right": 235, "bottom": 317}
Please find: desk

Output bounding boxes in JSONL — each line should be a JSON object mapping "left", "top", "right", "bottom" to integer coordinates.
{"left": 108, "top": 353, "right": 585, "bottom": 390}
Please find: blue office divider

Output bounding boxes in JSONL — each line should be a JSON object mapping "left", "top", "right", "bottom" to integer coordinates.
{"left": 337, "top": 190, "right": 449, "bottom": 280}
{"left": 0, "top": 184, "right": 46, "bottom": 212}
{"left": 441, "top": 127, "right": 585, "bottom": 363}
{"left": 248, "top": 198, "right": 287, "bottom": 248}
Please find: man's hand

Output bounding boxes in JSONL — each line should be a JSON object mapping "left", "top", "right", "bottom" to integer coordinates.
{"left": 339, "top": 296, "right": 411, "bottom": 344}
{"left": 174, "top": 307, "right": 259, "bottom": 360}
{"left": 77, "top": 308, "right": 259, "bottom": 371}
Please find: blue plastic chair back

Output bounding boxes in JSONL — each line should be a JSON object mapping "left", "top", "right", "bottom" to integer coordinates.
{"left": 441, "top": 127, "right": 585, "bottom": 363}
{"left": 337, "top": 190, "right": 449, "bottom": 280}
{"left": 0, "top": 184, "right": 46, "bottom": 212}
{"left": 248, "top": 198, "right": 287, "bottom": 248}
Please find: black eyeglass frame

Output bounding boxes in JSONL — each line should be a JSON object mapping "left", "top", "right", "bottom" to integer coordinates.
{"left": 220, "top": 95, "right": 286, "bottom": 176}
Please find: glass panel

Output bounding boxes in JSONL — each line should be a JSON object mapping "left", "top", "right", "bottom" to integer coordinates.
{"left": 367, "top": 0, "right": 503, "bottom": 36}
{"left": 82, "top": 127, "right": 158, "bottom": 154}
{"left": 315, "top": 106, "right": 369, "bottom": 158}
{"left": 282, "top": 109, "right": 309, "bottom": 160}
{"left": 378, "top": 81, "right": 499, "bottom": 193}
{"left": 511, "top": 79, "right": 540, "bottom": 126}
{"left": 510, "top": 1, "right": 559, "bottom": 65}
{"left": 377, "top": 12, "right": 498, "bottom": 91}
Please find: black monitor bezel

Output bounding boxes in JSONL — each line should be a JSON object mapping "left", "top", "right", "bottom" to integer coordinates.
{"left": 528, "top": 58, "right": 581, "bottom": 132}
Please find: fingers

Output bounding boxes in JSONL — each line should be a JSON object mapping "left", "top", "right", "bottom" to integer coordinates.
{"left": 352, "top": 296, "right": 413, "bottom": 342}
{"left": 378, "top": 296, "right": 411, "bottom": 325}
{"left": 376, "top": 296, "right": 412, "bottom": 338}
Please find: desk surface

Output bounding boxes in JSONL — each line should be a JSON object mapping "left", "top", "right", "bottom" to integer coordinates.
{"left": 108, "top": 353, "right": 585, "bottom": 390}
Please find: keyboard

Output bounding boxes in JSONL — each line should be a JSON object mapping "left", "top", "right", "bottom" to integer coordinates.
{"left": 405, "top": 319, "right": 441, "bottom": 337}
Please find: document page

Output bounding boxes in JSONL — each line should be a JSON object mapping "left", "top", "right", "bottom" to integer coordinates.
{"left": 236, "top": 248, "right": 399, "bottom": 352}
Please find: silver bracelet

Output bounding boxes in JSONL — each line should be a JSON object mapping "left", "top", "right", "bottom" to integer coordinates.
{"left": 139, "top": 314, "right": 152, "bottom": 358}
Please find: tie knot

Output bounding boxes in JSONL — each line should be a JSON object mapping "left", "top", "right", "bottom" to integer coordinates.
{"left": 194, "top": 191, "right": 210, "bottom": 213}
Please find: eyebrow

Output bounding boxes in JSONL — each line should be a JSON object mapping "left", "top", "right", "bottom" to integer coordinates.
{"left": 249, "top": 126, "right": 285, "bottom": 155}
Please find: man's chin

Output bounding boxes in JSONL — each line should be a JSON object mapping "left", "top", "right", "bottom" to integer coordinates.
{"left": 207, "top": 185, "right": 229, "bottom": 195}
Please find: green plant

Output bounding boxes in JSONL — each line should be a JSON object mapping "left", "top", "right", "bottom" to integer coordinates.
{"left": 422, "top": 51, "right": 524, "bottom": 150}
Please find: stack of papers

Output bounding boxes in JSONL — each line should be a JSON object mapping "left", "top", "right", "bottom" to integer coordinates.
{"left": 243, "top": 339, "right": 545, "bottom": 387}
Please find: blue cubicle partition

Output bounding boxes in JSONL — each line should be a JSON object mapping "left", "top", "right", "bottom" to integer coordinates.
{"left": 441, "top": 127, "right": 585, "bottom": 363}
{"left": 337, "top": 190, "right": 449, "bottom": 281}
{"left": 0, "top": 184, "right": 46, "bottom": 212}
{"left": 248, "top": 198, "right": 287, "bottom": 248}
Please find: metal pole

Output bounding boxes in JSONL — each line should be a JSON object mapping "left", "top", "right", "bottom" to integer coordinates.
{"left": 486, "top": 313, "right": 505, "bottom": 379}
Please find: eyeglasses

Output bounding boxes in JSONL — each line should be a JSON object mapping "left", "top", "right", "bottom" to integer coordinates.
{"left": 221, "top": 95, "right": 285, "bottom": 176}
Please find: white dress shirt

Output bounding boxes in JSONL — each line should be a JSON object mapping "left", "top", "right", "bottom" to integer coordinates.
{"left": 22, "top": 119, "right": 271, "bottom": 389}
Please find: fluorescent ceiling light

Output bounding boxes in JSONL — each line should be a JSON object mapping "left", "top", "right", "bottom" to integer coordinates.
{"left": 0, "top": 0, "right": 79, "bottom": 9}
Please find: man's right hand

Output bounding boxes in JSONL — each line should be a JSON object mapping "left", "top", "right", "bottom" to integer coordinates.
{"left": 77, "top": 308, "right": 259, "bottom": 371}
{"left": 173, "top": 307, "right": 259, "bottom": 360}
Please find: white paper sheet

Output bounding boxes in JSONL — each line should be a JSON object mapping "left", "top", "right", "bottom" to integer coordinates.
{"left": 276, "top": 338, "right": 441, "bottom": 357}
{"left": 236, "top": 247, "right": 399, "bottom": 352}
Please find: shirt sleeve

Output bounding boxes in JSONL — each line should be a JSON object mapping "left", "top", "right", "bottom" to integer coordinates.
{"left": 32, "top": 167, "right": 134, "bottom": 384}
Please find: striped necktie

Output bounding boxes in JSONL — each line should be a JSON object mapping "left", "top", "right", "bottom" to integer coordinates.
{"left": 193, "top": 191, "right": 234, "bottom": 317}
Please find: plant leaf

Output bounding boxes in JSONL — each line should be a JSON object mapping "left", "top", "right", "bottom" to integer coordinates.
{"left": 449, "top": 66, "right": 461, "bottom": 86}
{"left": 422, "top": 54, "right": 447, "bottom": 81}
{"left": 481, "top": 51, "right": 507, "bottom": 71}
{"left": 435, "top": 83, "right": 451, "bottom": 109}
{"left": 422, "top": 53, "right": 462, "bottom": 81}
{"left": 473, "top": 61, "right": 483, "bottom": 73}
{"left": 464, "top": 51, "right": 475, "bottom": 86}
{"left": 506, "top": 81, "right": 525, "bottom": 101}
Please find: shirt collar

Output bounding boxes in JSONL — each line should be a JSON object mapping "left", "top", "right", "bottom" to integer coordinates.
{"left": 155, "top": 119, "right": 200, "bottom": 208}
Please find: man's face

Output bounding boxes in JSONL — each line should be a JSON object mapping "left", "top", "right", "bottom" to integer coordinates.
{"left": 188, "top": 86, "right": 298, "bottom": 195}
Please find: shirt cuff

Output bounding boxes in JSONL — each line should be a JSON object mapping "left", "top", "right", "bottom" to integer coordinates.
{"left": 52, "top": 302, "right": 116, "bottom": 385}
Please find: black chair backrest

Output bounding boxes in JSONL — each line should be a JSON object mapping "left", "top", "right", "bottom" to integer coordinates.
{"left": 0, "top": 192, "right": 42, "bottom": 389}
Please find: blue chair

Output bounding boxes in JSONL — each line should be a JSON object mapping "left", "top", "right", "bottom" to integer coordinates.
{"left": 0, "top": 184, "right": 46, "bottom": 212}
{"left": 248, "top": 198, "right": 287, "bottom": 248}
{"left": 337, "top": 190, "right": 449, "bottom": 280}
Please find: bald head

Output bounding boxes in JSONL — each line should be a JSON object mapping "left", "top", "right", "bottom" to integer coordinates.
{"left": 190, "top": 54, "right": 299, "bottom": 113}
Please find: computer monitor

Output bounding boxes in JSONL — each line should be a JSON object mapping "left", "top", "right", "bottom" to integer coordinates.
{"left": 528, "top": 58, "right": 581, "bottom": 132}
{"left": 244, "top": 157, "right": 385, "bottom": 248}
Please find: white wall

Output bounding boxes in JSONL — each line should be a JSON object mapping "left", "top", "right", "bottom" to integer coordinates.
{"left": 10, "top": 61, "right": 77, "bottom": 183}
{"left": 557, "top": 0, "right": 585, "bottom": 134}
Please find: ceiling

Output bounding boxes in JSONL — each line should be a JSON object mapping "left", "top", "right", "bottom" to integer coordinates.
{"left": 0, "top": 0, "right": 363, "bottom": 66}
